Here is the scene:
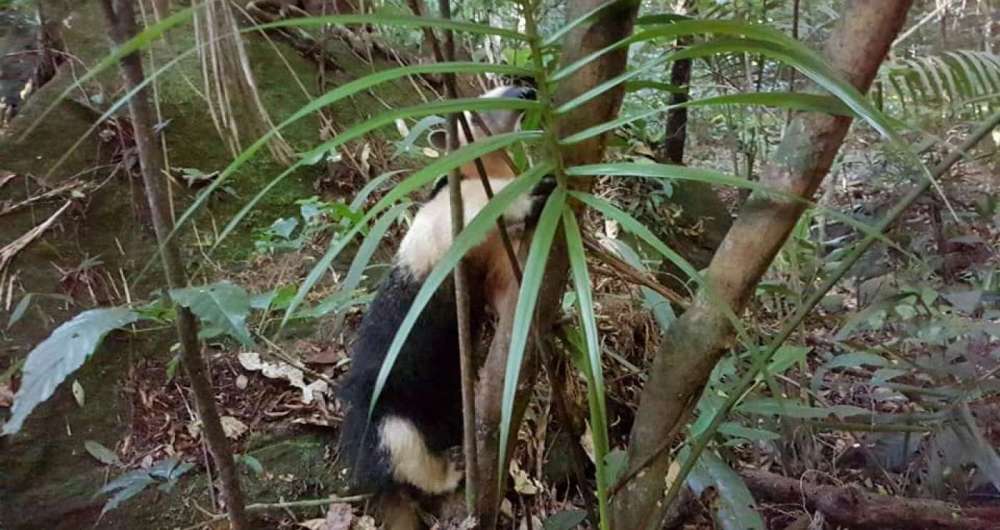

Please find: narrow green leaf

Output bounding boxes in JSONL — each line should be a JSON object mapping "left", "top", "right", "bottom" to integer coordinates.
{"left": 498, "top": 187, "right": 566, "bottom": 483}
{"left": 372, "top": 164, "right": 553, "bottom": 419}
{"left": 569, "top": 192, "right": 700, "bottom": 282}
{"left": 570, "top": 191, "right": 750, "bottom": 346}
{"left": 541, "top": 0, "right": 628, "bottom": 48}
{"left": 49, "top": 42, "right": 201, "bottom": 178}
{"left": 18, "top": 6, "right": 198, "bottom": 142}
{"left": 555, "top": 53, "right": 674, "bottom": 114}
{"left": 280, "top": 131, "right": 543, "bottom": 331}
{"left": 3, "top": 308, "right": 139, "bottom": 435}
{"left": 563, "top": 210, "right": 610, "bottom": 529}
{"left": 566, "top": 163, "right": 908, "bottom": 255}
{"left": 252, "top": 14, "right": 528, "bottom": 41}
{"left": 623, "top": 80, "right": 687, "bottom": 93}
{"left": 7, "top": 293, "right": 34, "bottom": 330}
{"left": 561, "top": 92, "right": 852, "bottom": 146}
{"left": 327, "top": 204, "right": 408, "bottom": 335}
{"left": 737, "top": 398, "right": 868, "bottom": 419}
{"left": 349, "top": 170, "right": 405, "bottom": 212}
{"left": 211, "top": 99, "right": 540, "bottom": 251}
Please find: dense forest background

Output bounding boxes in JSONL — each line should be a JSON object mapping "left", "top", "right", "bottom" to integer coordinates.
{"left": 0, "top": 0, "right": 998, "bottom": 529}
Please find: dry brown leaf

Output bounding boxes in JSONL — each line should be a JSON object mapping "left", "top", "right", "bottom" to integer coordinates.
{"left": 321, "top": 502, "right": 354, "bottom": 530}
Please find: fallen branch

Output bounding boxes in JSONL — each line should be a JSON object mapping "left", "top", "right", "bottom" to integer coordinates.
{"left": 0, "top": 200, "right": 72, "bottom": 273}
{"left": 182, "top": 494, "right": 371, "bottom": 530}
{"left": 0, "top": 180, "right": 90, "bottom": 217}
{"left": 742, "top": 468, "right": 1000, "bottom": 530}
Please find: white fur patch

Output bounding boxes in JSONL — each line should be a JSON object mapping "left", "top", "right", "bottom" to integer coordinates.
{"left": 379, "top": 415, "right": 462, "bottom": 494}
{"left": 398, "top": 178, "right": 534, "bottom": 278}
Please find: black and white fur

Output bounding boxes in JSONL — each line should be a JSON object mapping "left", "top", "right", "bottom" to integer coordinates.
{"left": 337, "top": 85, "right": 541, "bottom": 526}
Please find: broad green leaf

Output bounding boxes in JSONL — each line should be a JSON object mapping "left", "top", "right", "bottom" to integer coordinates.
{"left": 372, "top": 164, "right": 554, "bottom": 418}
{"left": 239, "top": 454, "right": 264, "bottom": 475}
{"left": 281, "top": 131, "right": 543, "bottom": 331}
{"left": 563, "top": 210, "right": 610, "bottom": 527}
{"left": 603, "top": 448, "right": 629, "bottom": 486}
{"left": 3, "top": 307, "right": 139, "bottom": 435}
{"left": 498, "top": 187, "right": 567, "bottom": 482}
{"left": 253, "top": 14, "right": 528, "bottom": 41}
{"left": 685, "top": 449, "right": 765, "bottom": 530}
{"left": 100, "top": 473, "right": 154, "bottom": 516}
{"left": 543, "top": 510, "right": 588, "bottom": 530}
{"left": 98, "top": 457, "right": 193, "bottom": 516}
{"left": 169, "top": 282, "right": 253, "bottom": 347}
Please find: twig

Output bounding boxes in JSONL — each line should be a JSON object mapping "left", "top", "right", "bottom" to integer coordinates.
{"left": 99, "top": 0, "right": 249, "bottom": 527}
{"left": 581, "top": 235, "right": 688, "bottom": 307}
{"left": 255, "top": 332, "right": 338, "bottom": 387}
{"left": 0, "top": 200, "right": 72, "bottom": 274}
{"left": 438, "top": 0, "right": 480, "bottom": 510}
{"left": 0, "top": 180, "right": 91, "bottom": 217}
{"left": 181, "top": 494, "right": 371, "bottom": 530}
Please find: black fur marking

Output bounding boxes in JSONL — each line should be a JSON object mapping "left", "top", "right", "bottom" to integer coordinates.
{"left": 337, "top": 267, "right": 485, "bottom": 494}
{"left": 500, "top": 86, "right": 537, "bottom": 101}
{"left": 430, "top": 174, "right": 449, "bottom": 199}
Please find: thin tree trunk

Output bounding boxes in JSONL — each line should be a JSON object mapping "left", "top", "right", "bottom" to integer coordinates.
{"left": 658, "top": 0, "right": 695, "bottom": 165}
{"left": 99, "top": 1, "right": 249, "bottom": 528}
{"left": 473, "top": 0, "right": 640, "bottom": 527}
{"left": 612, "top": 2, "right": 913, "bottom": 529}
{"left": 660, "top": 48, "right": 692, "bottom": 164}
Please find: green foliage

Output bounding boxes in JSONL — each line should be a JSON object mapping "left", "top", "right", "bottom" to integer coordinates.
{"left": 2, "top": 308, "right": 139, "bottom": 436}
{"left": 685, "top": 449, "right": 764, "bottom": 530}
{"left": 96, "top": 457, "right": 194, "bottom": 517}
{"left": 169, "top": 282, "right": 254, "bottom": 347}
{"left": 883, "top": 51, "right": 1000, "bottom": 117}
{"left": 14, "top": 2, "right": 994, "bottom": 527}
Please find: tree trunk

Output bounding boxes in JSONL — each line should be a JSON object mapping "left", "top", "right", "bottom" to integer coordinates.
{"left": 611, "top": 2, "right": 913, "bottom": 529}
{"left": 99, "top": 1, "right": 249, "bottom": 528}
{"left": 473, "top": 0, "right": 640, "bottom": 527}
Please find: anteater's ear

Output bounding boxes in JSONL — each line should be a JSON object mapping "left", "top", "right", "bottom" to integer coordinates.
{"left": 428, "top": 129, "right": 449, "bottom": 151}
